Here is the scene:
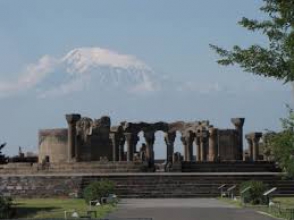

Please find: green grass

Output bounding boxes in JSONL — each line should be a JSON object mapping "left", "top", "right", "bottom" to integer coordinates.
{"left": 218, "top": 197, "right": 242, "bottom": 208}
{"left": 272, "top": 197, "right": 294, "bottom": 208}
{"left": 12, "top": 198, "right": 116, "bottom": 219}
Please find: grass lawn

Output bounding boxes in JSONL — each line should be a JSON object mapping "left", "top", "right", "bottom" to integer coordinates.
{"left": 12, "top": 198, "right": 116, "bottom": 219}
{"left": 272, "top": 197, "right": 294, "bottom": 208}
{"left": 218, "top": 197, "right": 242, "bottom": 208}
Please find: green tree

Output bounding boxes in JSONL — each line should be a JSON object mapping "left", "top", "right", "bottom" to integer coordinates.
{"left": 0, "top": 196, "right": 12, "bottom": 219}
{"left": 269, "top": 107, "right": 294, "bottom": 176}
{"left": 240, "top": 180, "right": 267, "bottom": 204}
{"left": 83, "top": 179, "right": 115, "bottom": 204}
{"left": 259, "top": 131, "right": 276, "bottom": 161}
{"left": 210, "top": 0, "right": 294, "bottom": 82}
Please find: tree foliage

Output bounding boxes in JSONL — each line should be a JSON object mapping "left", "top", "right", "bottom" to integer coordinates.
{"left": 210, "top": 0, "right": 294, "bottom": 82}
{"left": 83, "top": 179, "right": 115, "bottom": 204}
{"left": 240, "top": 180, "right": 267, "bottom": 204}
{"left": 269, "top": 106, "right": 294, "bottom": 176}
{"left": 0, "top": 196, "right": 12, "bottom": 219}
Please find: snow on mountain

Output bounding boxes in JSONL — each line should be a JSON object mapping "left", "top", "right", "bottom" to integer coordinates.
{"left": 0, "top": 47, "right": 160, "bottom": 98}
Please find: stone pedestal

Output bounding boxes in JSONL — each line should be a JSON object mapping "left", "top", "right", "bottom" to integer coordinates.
{"left": 65, "top": 114, "right": 81, "bottom": 162}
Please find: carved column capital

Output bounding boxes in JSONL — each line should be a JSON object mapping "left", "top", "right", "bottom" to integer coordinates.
{"left": 231, "top": 118, "right": 245, "bottom": 128}
{"left": 209, "top": 127, "right": 218, "bottom": 137}
{"left": 66, "top": 114, "right": 81, "bottom": 125}
{"left": 164, "top": 132, "right": 176, "bottom": 144}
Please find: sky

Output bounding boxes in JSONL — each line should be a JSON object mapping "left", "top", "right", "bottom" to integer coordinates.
{"left": 0, "top": 0, "right": 291, "bottom": 158}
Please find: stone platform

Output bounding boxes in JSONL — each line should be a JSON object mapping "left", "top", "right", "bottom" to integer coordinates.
{"left": 0, "top": 172, "right": 293, "bottom": 198}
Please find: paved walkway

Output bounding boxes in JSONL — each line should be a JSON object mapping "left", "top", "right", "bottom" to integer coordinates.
{"left": 107, "top": 198, "right": 277, "bottom": 220}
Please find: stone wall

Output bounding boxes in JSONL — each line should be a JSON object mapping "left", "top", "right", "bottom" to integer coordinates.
{"left": 0, "top": 175, "right": 82, "bottom": 197}
{"left": 218, "top": 129, "right": 238, "bottom": 160}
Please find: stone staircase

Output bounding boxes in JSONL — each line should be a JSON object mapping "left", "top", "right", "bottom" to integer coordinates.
{"left": 80, "top": 173, "right": 294, "bottom": 198}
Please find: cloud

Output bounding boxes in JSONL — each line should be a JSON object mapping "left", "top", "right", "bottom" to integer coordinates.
{"left": 0, "top": 47, "right": 156, "bottom": 98}
{"left": 0, "top": 55, "right": 57, "bottom": 97}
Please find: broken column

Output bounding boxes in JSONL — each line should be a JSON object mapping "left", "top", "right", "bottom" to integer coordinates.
{"left": 65, "top": 114, "right": 81, "bottom": 162}
{"left": 231, "top": 118, "right": 245, "bottom": 160}
{"left": 208, "top": 127, "right": 218, "bottom": 162}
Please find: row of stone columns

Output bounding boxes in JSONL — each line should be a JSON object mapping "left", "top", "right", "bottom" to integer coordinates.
{"left": 180, "top": 128, "right": 217, "bottom": 162}
{"left": 65, "top": 114, "right": 246, "bottom": 163}
{"left": 245, "top": 132, "right": 262, "bottom": 161}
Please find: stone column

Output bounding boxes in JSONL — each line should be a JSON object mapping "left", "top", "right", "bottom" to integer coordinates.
{"left": 164, "top": 132, "right": 176, "bottom": 162}
{"left": 231, "top": 118, "right": 245, "bottom": 160}
{"left": 183, "top": 131, "right": 195, "bottom": 162}
{"left": 209, "top": 127, "right": 218, "bottom": 162}
{"left": 65, "top": 114, "right": 81, "bottom": 162}
{"left": 109, "top": 132, "right": 119, "bottom": 161}
{"left": 200, "top": 131, "right": 209, "bottom": 161}
{"left": 195, "top": 137, "right": 201, "bottom": 161}
{"left": 252, "top": 132, "right": 262, "bottom": 161}
{"left": 144, "top": 131, "right": 155, "bottom": 163}
{"left": 246, "top": 132, "right": 262, "bottom": 161}
{"left": 181, "top": 136, "right": 188, "bottom": 161}
{"left": 125, "top": 133, "right": 135, "bottom": 161}
{"left": 118, "top": 136, "right": 125, "bottom": 161}
{"left": 245, "top": 134, "right": 253, "bottom": 161}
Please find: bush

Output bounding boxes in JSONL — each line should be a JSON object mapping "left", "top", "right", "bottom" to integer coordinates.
{"left": 0, "top": 196, "right": 12, "bottom": 219}
{"left": 240, "top": 181, "right": 267, "bottom": 205}
{"left": 83, "top": 179, "right": 115, "bottom": 204}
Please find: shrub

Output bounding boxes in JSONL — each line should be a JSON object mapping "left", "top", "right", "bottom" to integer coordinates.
{"left": 83, "top": 179, "right": 115, "bottom": 204}
{"left": 240, "top": 181, "right": 267, "bottom": 205}
{"left": 0, "top": 196, "right": 12, "bottom": 219}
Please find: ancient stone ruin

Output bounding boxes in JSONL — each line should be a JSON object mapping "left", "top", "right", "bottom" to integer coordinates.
{"left": 38, "top": 114, "right": 262, "bottom": 164}
{"left": 0, "top": 114, "right": 289, "bottom": 199}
